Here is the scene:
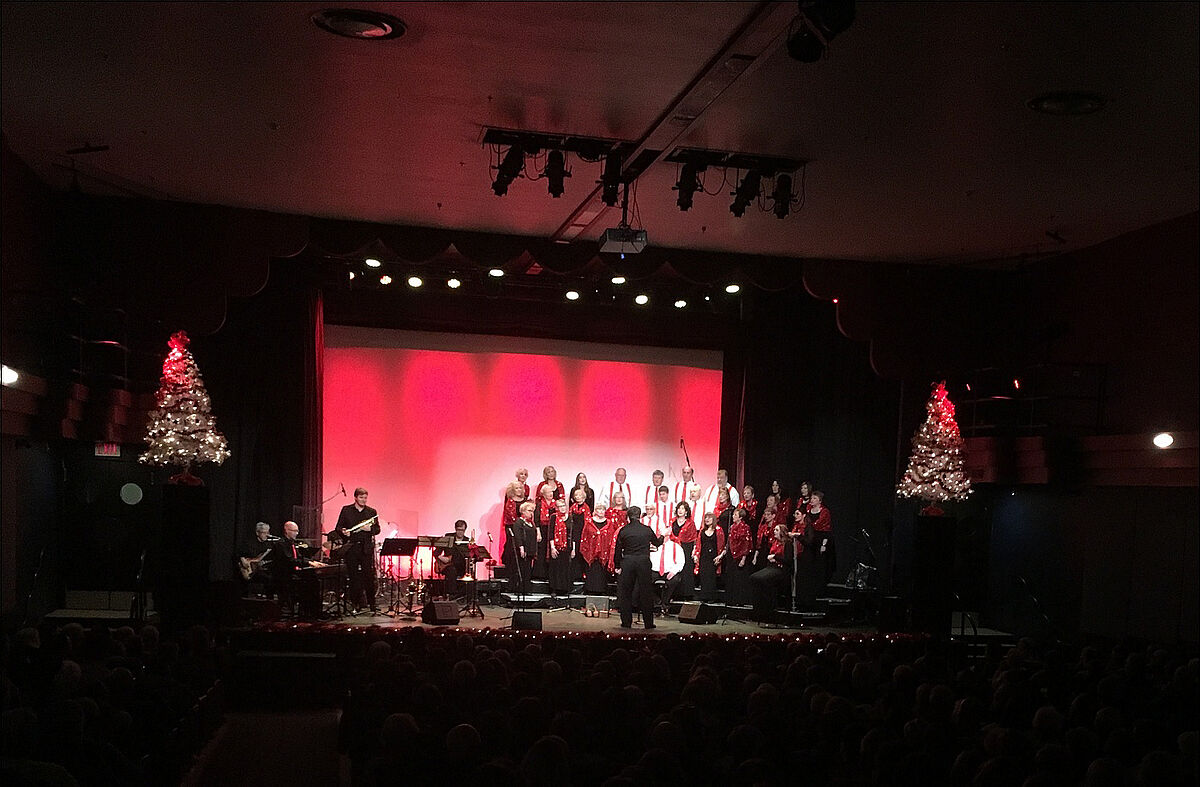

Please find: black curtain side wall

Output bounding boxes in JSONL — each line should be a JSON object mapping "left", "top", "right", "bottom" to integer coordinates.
{"left": 195, "top": 259, "right": 313, "bottom": 580}
{"left": 736, "top": 292, "right": 901, "bottom": 581}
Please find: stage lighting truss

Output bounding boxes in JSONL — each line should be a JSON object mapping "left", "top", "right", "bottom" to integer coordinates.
{"left": 483, "top": 128, "right": 637, "bottom": 201}
{"left": 664, "top": 149, "right": 807, "bottom": 218}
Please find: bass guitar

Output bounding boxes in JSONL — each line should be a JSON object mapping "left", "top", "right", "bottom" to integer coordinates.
{"left": 238, "top": 549, "right": 271, "bottom": 581}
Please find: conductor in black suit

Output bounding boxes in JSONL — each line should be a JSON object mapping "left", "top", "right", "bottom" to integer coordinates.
{"left": 613, "top": 506, "right": 663, "bottom": 629}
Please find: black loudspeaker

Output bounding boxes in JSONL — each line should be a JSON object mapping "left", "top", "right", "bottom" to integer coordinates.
{"left": 511, "top": 611, "right": 543, "bottom": 630}
{"left": 678, "top": 602, "right": 719, "bottom": 624}
{"left": 157, "top": 485, "right": 211, "bottom": 630}
{"left": 911, "top": 515, "right": 956, "bottom": 637}
{"left": 421, "top": 600, "right": 460, "bottom": 625}
{"left": 878, "top": 595, "right": 908, "bottom": 633}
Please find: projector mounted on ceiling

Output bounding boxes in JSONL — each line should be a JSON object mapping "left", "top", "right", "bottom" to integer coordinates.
{"left": 599, "top": 226, "right": 648, "bottom": 255}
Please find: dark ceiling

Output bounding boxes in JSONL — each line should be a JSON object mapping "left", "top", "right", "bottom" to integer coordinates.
{"left": 2, "top": 1, "right": 1197, "bottom": 266}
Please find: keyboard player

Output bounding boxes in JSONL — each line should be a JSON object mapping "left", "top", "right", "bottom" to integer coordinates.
{"left": 272, "top": 520, "right": 327, "bottom": 616}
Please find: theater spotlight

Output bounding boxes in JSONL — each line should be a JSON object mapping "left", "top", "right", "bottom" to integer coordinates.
{"left": 565, "top": 290, "right": 580, "bottom": 301}
{"left": 492, "top": 145, "right": 525, "bottom": 196}
{"left": 787, "top": 0, "right": 856, "bottom": 63}
{"left": 446, "top": 277, "right": 462, "bottom": 289}
{"left": 544, "top": 150, "right": 569, "bottom": 198}
{"left": 730, "top": 170, "right": 762, "bottom": 217}
{"left": 600, "top": 150, "right": 623, "bottom": 207}
{"left": 364, "top": 258, "right": 382, "bottom": 268}
{"left": 673, "top": 162, "right": 705, "bottom": 211}
{"left": 772, "top": 174, "right": 794, "bottom": 218}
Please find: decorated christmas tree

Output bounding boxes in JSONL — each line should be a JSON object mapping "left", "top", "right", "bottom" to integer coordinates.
{"left": 896, "top": 380, "right": 972, "bottom": 505}
{"left": 140, "top": 331, "right": 231, "bottom": 474}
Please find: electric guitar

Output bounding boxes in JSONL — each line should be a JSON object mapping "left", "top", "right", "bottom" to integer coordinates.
{"left": 238, "top": 549, "right": 271, "bottom": 581}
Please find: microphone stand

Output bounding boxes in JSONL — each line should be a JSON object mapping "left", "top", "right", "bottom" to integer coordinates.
{"left": 680, "top": 437, "right": 691, "bottom": 469}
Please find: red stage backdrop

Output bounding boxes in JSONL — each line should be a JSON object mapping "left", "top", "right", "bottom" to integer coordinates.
{"left": 323, "top": 327, "right": 723, "bottom": 575}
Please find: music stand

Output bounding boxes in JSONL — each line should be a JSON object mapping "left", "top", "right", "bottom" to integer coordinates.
{"left": 381, "top": 538, "right": 418, "bottom": 618}
{"left": 460, "top": 544, "right": 491, "bottom": 619}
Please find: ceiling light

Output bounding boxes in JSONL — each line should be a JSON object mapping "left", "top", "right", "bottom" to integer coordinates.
{"left": 674, "top": 162, "right": 704, "bottom": 211}
{"left": 634, "top": 294, "right": 649, "bottom": 305}
{"left": 446, "top": 278, "right": 461, "bottom": 289}
{"left": 565, "top": 290, "right": 580, "bottom": 301}
{"left": 730, "top": 170, "right": 762, "bottom": 217}
{"left": 380, "top": 275, "right": 392, "bottom": 285}
{"left": 1, "top": 365, "right": 18, "bottom": 386}
{"left": 725, "top": 284, "right": 741, "bottom": 294}
{"left": 544, "top": 150, "right": 569, "bottom": 198}
{"left": 492, "top": 145, "right": 525, "bottom": 196}
{"left": 611, "top": 276, "right": 626, "bottom": 285}
{"left": 601, "top": 150, "right": 623, "bottom": 207}
{"left": 1027, "top": 91, "right": 1106, "bottom": 116}
{"left": 312, "top": 8, "right": 406, "bottom": 40}
{"left": 674, "top": 299, "right": 687, "bottom": 309}
{"left": 772, "top": 174, "right": 794, "bottom": 218}
{"left": 1153, "top": 432, "right": 1174, "bottom": 449}
{"left": 407, "top": 276, "right": 423, "bottom": 288}
{"left": 348, "top": 271, "right": 355, "bottom": 281}
{"left": 489, "top": 268, "right": 505, "bottom": 278}
{"left": 364, "top": 258, "right": 382, "bottom": 268}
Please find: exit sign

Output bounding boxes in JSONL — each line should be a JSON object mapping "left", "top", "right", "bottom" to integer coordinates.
{"left": 94, "top": 442, "right": 121, "bottom": 457}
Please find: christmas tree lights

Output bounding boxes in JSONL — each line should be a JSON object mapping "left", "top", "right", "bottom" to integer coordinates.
{"left": 896, "top": 381, "right": 972, "bottom": 502}
{"left": 140, "top": 331, "right": 231, "bottom": 469}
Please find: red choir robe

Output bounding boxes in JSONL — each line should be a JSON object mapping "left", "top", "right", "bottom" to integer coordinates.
{"left": 535, "top": 480, "right": 565, "bottom": 502}
{"left": 602, "top": 508, "right": 629, "bottom": 572}
{"left": 580, "top": 511, "right": 603, "bottom": 565}
{"left": 552, "top": 508, "right": 569, "bottom": 551}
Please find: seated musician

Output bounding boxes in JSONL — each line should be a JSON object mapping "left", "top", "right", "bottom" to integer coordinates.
{"left": 434, "top": 519, "right": 471, "bottom": 598}
{"left": 271, "top": 520, "right": 327, "bottom": 614}
{"left": 238, "top": 522, "right": 276, "bottom": 596}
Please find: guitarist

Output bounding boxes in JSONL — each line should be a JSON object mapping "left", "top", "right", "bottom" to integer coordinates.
{"left": 332, "top": 487, "right": 381, "bottom": 614}
{"left": 434, "top": 519, "right": 470, "bottom": 597}
{"left": 237, "top": 522, "right": 277, "bottom": 595}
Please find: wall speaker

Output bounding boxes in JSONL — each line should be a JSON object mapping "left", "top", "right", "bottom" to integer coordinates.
{"left": 512, "top": 611, "right": 543, "bottom": 630}
{"left": 421, "top": 600, "right": 460, "bottom": 625}
{"left": 678, "top": 602, "right": 719, "bottom": 624}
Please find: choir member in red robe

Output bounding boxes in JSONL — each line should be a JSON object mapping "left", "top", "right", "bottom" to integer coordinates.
{"left": 581, "top": 505, "right": 608, "bottom": 594}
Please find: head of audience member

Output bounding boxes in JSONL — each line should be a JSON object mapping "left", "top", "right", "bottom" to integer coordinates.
{"left": 519, "top": 501, "right": 535, "bottom": 520}
{"left": 354, "top": 487, "right": 369, "bottom": 506}
{"left": 506, "top": 481, "right": 525, "bottom": 501}
{"left": 574, "top": 472, "right": 589, "bottom": 490}
{"left": 674, "top": 501, "right": 691, "bottom": 520}
{"left": 593, "top": 505, "right": 607, "bottom": 523}
{"left": 255, "top": 521, "right": 271, "bottom": 541}
{"left": 652, "top": 469, "right": 664, "bottom": 487}
{"left": 657, "top": 486, "right": 669, "bottom": 503}
{"left": 627, "top": 506, "right": 642, "bottom": 521}
{"left": 454, "top": 519, "right": 468, "bottom": 538}
{"left": 542, "top": 466, "right": 557, "bottom": 482}
{"left": 516, "top": 467, "right": 529, "bottom": 484}
{"left": 703, "top": 512, "right": 716, "bottom": 531}
{"left": 682, "top": 465, "right": 694, "bottom": 481}
{"left": 611, "top": 492, "right": 627, "bottom": 511}
{"left": 572, "top": 488, "right": 586, "bottom": 505}
{"left": 615, "top": 467, "right": 627, "bottom": 484}
{"left": 283, "top": 520, "right": 299, "bottom": 541}
{"left": 742, "top": 484, "right": 755, "bottom": 501}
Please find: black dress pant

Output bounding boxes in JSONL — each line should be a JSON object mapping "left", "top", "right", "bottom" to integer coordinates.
{"left": 617, "top": 557, "right": 656, "bottom": 627}
{"left": 344, "top": 543, "right": 376, "bottom": 609}
{"left": 750, "top": 566, "right": 788, "bottom": 622}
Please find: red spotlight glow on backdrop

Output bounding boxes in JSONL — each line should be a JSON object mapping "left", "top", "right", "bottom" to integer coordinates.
{"left": 323, "top": 327, "right": 723, "bottom": 564}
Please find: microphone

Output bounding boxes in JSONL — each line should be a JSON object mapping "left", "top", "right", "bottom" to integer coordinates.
{"left": 340, "top": 483, "right": 346, "bottom": 497}
{"left": 680, "top": 437, "right": 684, "bottom": 447}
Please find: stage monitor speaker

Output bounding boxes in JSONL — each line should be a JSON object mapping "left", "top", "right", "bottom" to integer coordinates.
{"left": 421, "top": 600, "right": 460, "bottom": 626}
{"left": 678, "top": 602, "right": 719, "bottom": 624}
{"left": 585, "top": 596, "right": 610, "bottom": 614}
{"left": 512, "top": 611, "right": 543, "bottom": 630}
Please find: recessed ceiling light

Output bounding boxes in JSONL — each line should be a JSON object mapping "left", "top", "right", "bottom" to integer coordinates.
{"left": 1153, "top": 432, "right": 1174, "bottom": 449}
{"left": 635, "top": 294, "right": 649, "bottom": 305}
{"left": 1027, "top": 91, "right": 1105, "bottom": 116}
{"left": 379, "top": 275, "right": 392, "bottom": 285}
{"left": 364, "top": 258, "right": 382, "bottom": 268}
{"left": 447, "top": 278, "right": 461, "bottom": 289}
{"left": 407, "top": 276, "right": 423, "bottom": 288}
{"left": 565, "top": 290, "right": 580, "bottom": 301}
{"left": 312, "top": 9, "right": 406, "bottom": 40}
{"left": 1, "top": 365, "right": 18, "bottom": 386}
{"left": 489, "top": 268, "right": 505, "bottom": 278}
{"left": 611, "top": 276, "right": 627, "bottom": 285}
{"left": 725, "top": 284, "right": 740, "bottom": 294}
{"left": 348, "top": 271, "right": 355, "bottom": 281}
{"left": 674, "top": 300, "right": 687, "bottom": 309}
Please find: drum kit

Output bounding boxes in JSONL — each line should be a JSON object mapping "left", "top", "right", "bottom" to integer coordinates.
{"left": 368, "top": 534, "right": 492, "bottom": 619}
